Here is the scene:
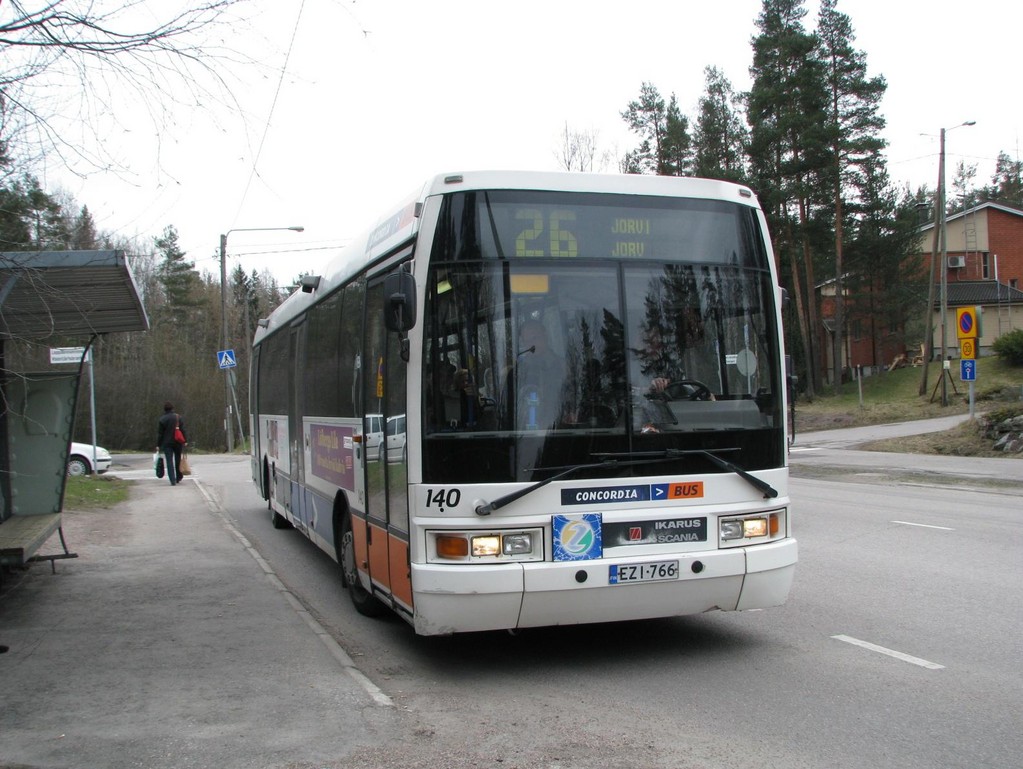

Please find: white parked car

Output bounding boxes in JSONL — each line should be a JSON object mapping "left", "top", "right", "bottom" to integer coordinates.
{"left": 67, "top": 442, "right": 112, "bottom": 476}
{"left": 382, "top": 414, "right": 407, "bottom": 464}
{"left": 364, "top": 414, "right": 384, "bottom": 460}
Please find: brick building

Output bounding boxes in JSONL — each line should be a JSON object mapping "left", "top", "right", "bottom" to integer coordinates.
{"left": 916, "top": 201, "right": 1023, "bottom": 358}
{"left": 820, "top": 201, "right": 1023, "bottom": 382}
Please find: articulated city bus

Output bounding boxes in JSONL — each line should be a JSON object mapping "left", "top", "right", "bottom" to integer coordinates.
{"left": 250, "top": 170, "right": 796, "bottom": 635}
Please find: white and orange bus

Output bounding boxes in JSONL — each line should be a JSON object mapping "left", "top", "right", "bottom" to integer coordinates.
{"left": 250, "top": 170, "right": 796, "bottom": 635}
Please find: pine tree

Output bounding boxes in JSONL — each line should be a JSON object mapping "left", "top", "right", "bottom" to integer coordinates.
{"left": 693, "top": 66, "right": 748, "bottom": 183}
{"left": 985, "top": 152, "right": 1023, "bottom": 205}
{"left": 845, "top": 170, "right": 924, "bottom": 369}
{"left": 817, "top": 0, "right": 887, "bottom": 390}
{"left": 71, "top": 205, "right": 99, "bottom": 249}
{"left": 154, "top": 225, "right": 203, "bottom": 328}
{"left": 748, "top": 0, "right": 831, "bottom": 397}
{"left": 621, "top": 82, "right": 692, "bottom": 176}
{"left": 661, "top": 95, "right": 693, "bottom": 176}
{"left": 0, "top": 177, "right": 35, "bottom": 249}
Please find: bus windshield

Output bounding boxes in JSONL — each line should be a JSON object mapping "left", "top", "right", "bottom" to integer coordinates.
{"left": 422, "top": 190, "right": 784, "bottom": 484}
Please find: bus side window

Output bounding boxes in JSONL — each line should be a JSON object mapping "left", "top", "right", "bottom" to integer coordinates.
{"left": 338, "top": 279, "right": 364, "bottom": 416}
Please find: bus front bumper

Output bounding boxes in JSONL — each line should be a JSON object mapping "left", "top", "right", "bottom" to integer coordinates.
{"left": 410, "top": 538, "right": 797, "bottom": 636}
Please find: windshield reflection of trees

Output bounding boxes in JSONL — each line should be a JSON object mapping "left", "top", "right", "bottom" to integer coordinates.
{"left": 421, "top": 261, "right": 780, "bottom": 483}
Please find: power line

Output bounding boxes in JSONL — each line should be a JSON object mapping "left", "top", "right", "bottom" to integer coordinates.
{"left": 230, "top": 0, "right": 308, "bottom": 226}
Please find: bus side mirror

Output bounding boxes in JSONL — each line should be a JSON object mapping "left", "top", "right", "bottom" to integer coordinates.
{"left": 384, "top": 268, "right": 416, "bottom": 333}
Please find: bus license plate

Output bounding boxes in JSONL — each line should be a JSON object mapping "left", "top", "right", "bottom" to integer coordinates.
{"left": 609, "top": 560, "right": 679, "bottom": 585}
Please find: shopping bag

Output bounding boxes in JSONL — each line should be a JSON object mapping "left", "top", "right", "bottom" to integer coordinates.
{"left": 179, "top": 453, "right": 191, "bottom": 476}
{"left": 154, "top": 452, "right": 165, "bottom": 479}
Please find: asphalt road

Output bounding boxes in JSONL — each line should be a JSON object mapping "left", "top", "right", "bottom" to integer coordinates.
{"left": 3, "top": 431, "right": 1020, "bottom": 769}
{"left": 214, "top": 433, "right": 1022, "bottom": 769}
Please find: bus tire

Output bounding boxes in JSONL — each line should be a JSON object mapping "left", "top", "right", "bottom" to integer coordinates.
{"left": 271, "top": 507, "right": 290, "bottom": 529}
{"left": 262, "top": 460, "right": 272, "bottom": 504}
{"left": 339, "top": 513, "right": 386, "bottom": 618}
{"left": 267, "top": 462, "right": 290, "bottom": 529}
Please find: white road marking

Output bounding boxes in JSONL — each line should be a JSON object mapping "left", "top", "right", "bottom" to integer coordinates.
{"left": 831, "top": 635, "right": 945, "bottom": 670}
{"left": 891, "top": 520, "right": 954, "bottom": 531}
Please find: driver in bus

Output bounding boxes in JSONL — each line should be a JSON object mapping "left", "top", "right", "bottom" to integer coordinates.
{"left": 505, "top": 320, "right": 573, "bottom": 430}
{"left": 427, "top": 361, "right": 479, "bottom": 430}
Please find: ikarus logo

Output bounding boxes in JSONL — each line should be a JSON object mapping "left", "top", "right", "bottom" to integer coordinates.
{"left": 552, "top": 513, "right": 603, "bottom": 561}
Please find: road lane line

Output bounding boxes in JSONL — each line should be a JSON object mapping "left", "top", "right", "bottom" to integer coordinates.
{"left": 831, "top": 635, "right": 945, "bottom": 669}
{"left": 891, "top": 520, "right": 954, "bottom": 531}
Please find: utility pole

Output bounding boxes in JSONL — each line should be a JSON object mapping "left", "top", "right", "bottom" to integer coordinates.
{"left": 218, "top": 226, "right": 304, "bottom": 453}
{"left": 919, "top": 120, "right": 974, "bottom": 404}
{"left": 219, "top": 233, "right": 234, "bottom": 451}
{"left": 938, "top": 127, "right": 949, "bottom": 407}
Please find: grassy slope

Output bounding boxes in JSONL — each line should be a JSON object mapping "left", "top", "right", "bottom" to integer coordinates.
{"left": 794, "top": 358, "right": 1023, "bottom": 457}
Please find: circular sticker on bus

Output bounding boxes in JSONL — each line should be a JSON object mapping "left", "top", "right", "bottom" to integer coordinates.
{"left": 552, "top": 514, "right": 602, "bottom": 561}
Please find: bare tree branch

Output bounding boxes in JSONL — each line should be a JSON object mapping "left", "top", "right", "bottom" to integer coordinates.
{"left": 0, "top": 0, "right": 262, "bottom": 176}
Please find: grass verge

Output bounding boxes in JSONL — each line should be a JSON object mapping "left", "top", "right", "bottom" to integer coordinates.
{"left": 64, "top": 475, "right": 132, "bottom": 510}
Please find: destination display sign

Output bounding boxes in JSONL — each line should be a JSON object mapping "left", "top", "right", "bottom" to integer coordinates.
{"left": 450, "top": 191, "right": 761, "bottom": 268}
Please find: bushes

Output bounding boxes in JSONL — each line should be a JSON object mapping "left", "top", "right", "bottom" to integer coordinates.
{"left": 992, "top": 329, "right": 1023, "bottom": 366}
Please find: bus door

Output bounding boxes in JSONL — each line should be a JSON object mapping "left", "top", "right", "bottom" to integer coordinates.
{"left": 249, "top": 344, "right": 261, "bottom": 487}
{"left": 362, "top": 271, "right": 412, "bottom": 610}
{"left": 288, "top": 321, "right": 308, "bottom": 530}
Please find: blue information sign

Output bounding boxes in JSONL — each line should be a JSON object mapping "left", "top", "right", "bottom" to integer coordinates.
{"left": 960, "top": 359, "right": 976, "bottom": 381}
{"left": 217, "top": 349, "right": 237, "bottom": 369}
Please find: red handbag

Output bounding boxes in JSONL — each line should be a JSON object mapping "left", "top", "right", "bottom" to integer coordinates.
{"left": 173, "top": 418, "right": 186, "bottom": 445}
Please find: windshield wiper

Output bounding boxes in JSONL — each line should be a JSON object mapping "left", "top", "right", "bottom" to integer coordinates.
{"left": 593, "top": 448, "right": 779, "bottom": 500}
{"left": 474, "top": 455, "right": 686, "bottom": 516}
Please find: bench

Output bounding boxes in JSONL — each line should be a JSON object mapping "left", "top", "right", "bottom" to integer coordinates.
{"left": 0, "top": 513, "right": 77, "bottom": 573}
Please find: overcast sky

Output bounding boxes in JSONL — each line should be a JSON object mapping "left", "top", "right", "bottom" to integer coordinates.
{"left": 39, "top": 0, "right": 1023, "bottom": 285}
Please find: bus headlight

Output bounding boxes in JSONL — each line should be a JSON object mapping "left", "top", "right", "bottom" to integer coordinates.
{"left": 720, "top": 520, "right": 744, "bottom": 540}
{"left": 430, "top": 529, "right": 542, "bottom": 562}
{"left": 471, "top": 535, "right": 501, "bottom": 556}
{"left": 719, "top": 511, "right": 785, "bottom": 545}
{"left": 502, "top": 533, "right": 533, "bottom": 555}
{"left": 471, "top": 533, "right": 535, "bottom": 556}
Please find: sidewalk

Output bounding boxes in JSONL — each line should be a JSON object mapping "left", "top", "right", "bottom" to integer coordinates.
{"left": 0, "top": 475, "right": 398, "bottom": 769}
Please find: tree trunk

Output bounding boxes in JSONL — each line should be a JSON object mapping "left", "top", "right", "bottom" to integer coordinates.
{"left": 833, "top": 183, "right": 845, "bottom": 391}
{"left": 796, "top": 192, "right": 822, "bottom": 394}
{"left": 784, "top": 214, "right": 815, "bottom": 401}
{"left": 917, "top": 206, "right": 941, "bottom": 395}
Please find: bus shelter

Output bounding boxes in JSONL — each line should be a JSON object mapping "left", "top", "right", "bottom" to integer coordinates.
{"left": 0, "top": 251, "right": 149, "bottom": 571}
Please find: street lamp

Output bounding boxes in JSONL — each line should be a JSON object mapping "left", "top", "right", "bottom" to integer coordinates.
{"left": 937, "top": 121, "right": 975, "bottom": 407}
{"left": 219, "top": 225, "right": 304, "bottom": 452}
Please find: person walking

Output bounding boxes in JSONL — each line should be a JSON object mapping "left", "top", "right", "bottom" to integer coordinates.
{"left": 157, "top": 402, "right": 187, "bottom": 486}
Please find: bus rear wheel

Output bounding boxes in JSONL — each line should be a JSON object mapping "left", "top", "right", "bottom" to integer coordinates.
{"left": 340, "top": 514, "right": 386, "bottom": 617}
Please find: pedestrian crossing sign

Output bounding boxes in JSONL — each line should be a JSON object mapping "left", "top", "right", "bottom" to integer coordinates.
{"left": 218, "top": 349, "right": 237, "bottom": 369}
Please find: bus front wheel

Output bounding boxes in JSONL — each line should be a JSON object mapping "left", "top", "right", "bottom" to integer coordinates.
{"left": 339, "top": 514, "right": 386, "bottom": 617}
